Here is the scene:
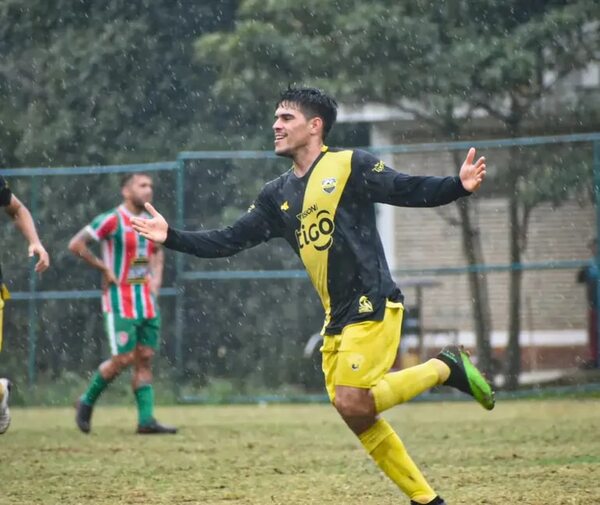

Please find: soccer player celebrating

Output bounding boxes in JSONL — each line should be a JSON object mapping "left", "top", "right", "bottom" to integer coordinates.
{"left": 0, "top": 174, "right": 50, "bottom": 434}
{"left": 132, "top": 88, "right": 493, "bottom": 503}
{"left": 69, "top": 172, "right": 176, "bottom": 435}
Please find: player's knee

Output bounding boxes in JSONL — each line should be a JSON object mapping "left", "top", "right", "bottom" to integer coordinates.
{"left": 112, "top": 352, "right": 134, "bottom": 369}
{"left": 334, "top": 388, "right": 374, "bottom": 418}
{"left": 336, "top": 401, "right": 373, "bottom": 419}
{"left": 136, "top": 346, "right": 155, "bottom": 363}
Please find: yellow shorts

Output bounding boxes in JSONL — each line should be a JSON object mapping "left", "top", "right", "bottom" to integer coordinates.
{"left": 0, "top": 284, "right": 9, "bottom": 351}
{"left": 321, "top": 300, "right": 404, "bottom": 402}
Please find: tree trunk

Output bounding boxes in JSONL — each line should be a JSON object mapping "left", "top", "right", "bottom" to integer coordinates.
{"left": 456, "top": 197, "right": 494, "bottom": 376}
{"left": 505, "top": 170, "right": 523, "bottom": 390}
{"left": 451, "top": 151, "right": 493, "bottom": 377}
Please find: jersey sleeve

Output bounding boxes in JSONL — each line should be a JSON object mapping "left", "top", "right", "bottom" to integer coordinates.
{"left": 353, "top": 149, "right": 471, "bottom": 207}
{"left": 163, "top": 184, "right": 284, "bottom": 258}
{"left": 85, "top": 210, "right": 118, "bottom": 241}
{"left": 0, "top": 176, "right": 12, "bottom": 207}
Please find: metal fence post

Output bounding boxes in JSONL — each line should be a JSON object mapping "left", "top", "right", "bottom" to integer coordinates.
{"left": 174, "top": 154, "right": 185, "bottom": 395}
{"left": 594, "top": 140, "right": 600, "bottom": 368}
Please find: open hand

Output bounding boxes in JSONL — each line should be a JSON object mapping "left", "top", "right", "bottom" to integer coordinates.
{"left": 459, "top": 148, "right": 486, "bottom": 193}
{"left": 131, "top": 202, "right": 169, "bottom": 244}
{"left": 29, "top": 242, "right": 50, "bottom": 273}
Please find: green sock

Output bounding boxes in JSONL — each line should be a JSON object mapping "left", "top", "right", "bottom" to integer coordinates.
{"left": 134, "top": 384, "right": 154, "bottom": 426}
{"left": 81, "top": 370, "right": 111, "bottom": 406}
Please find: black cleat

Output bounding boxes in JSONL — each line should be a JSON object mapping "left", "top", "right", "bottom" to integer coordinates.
{"left": 436, "top": 345, "right": 495, "bottom": 411}
{"left": 136, "top": 418, "right": 177, "bottom": 435}
{"left": 75, "top": 398, "right": 93, "bottom": 434}
{"left": 411, "top": 497, "right": 446, "bottom": 505}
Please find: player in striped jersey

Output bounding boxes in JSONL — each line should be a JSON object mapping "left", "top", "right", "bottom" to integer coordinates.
{"left": 69, "top": 172, "right": 176, "bottom": 434}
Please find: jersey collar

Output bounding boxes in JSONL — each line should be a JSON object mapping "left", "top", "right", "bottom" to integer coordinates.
{"left": 118, "top": 204, "right": 146, "bottom": 218}
{"left": 292, "top": 145, "right": 329, "bottom": 180}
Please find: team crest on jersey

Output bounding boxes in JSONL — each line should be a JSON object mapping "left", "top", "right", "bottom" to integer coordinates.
{"left": 321, "top": 177, "right": 337, "bottom": 194}
{"left": 372, "top": 160, "right": 385, "bottom": 173}
{"left": 358, "top": 295, "right": 373, "bottom": 314}
{"left": 118, "top": 332, "right": 129, "bottom": 346}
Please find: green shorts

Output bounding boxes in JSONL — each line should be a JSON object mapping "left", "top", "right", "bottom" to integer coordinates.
{"left": 104, "top": 312, "right": 161, "bottom": 355}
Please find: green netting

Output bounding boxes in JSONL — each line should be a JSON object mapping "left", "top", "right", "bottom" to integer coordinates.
{"left": 1, "top": 134, "right": 599, "bottom": 404}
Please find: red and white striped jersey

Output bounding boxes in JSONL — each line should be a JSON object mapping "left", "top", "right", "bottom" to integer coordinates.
{"left": 86, "top": 205, "right": 158, "bottom": 319}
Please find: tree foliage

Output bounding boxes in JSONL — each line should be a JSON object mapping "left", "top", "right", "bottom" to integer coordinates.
{"left": 195, "top": 0, "right": 599, "bottom": 387}
{"left": 0, "top": 0, "right": 239, "bottom": 167}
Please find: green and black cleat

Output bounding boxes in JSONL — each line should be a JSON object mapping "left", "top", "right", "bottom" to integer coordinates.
{"left": 437, "top": 345, "right": 495, "bottom": 411}
{"left": 136, "top": 418, "right": 177, "bottom": 435}
{"left": 75, "top": 397, "right": 94, "bottom": 434}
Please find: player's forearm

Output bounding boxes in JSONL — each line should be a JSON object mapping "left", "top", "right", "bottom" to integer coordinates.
{"left": 76, "top": 249, "right": 107, "bottom": 272}
{"left": 389, "top": 175, "right": 471, "bottom": 207}
{"left": 68, "top": 241, "right": 107, "bottom": 272}
{"left": 163, "top": 227, "right": 247, "bottom": 258}
{"left": 162, "top": 209, "right": 274, "bottom": 258}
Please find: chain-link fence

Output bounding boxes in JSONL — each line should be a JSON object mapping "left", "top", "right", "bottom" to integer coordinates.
{"left": 1, "top": 133, "right": 599, "bottom": 403}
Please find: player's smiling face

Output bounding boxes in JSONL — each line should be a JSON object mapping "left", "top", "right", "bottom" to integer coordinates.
{"left": 273, "top": 102, "right": 316, "bottom": 157}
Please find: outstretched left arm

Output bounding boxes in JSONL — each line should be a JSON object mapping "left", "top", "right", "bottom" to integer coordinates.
{"left": 360, "top": 148, "right": 486, "bottom": 207}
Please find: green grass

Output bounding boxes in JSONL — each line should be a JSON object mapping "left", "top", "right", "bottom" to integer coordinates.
{"left": 1, "top": 400, "right": 599, "bottom": 504}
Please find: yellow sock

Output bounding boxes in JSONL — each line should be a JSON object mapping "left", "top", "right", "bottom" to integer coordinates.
{"left": 359, "top": 418, "right": 437, "bottom": 503}
{"left": 0, "top": 296, "right": 4, "bottom": 352}
{"left": 371, "top": 360, "right": 445, "bottom": 414}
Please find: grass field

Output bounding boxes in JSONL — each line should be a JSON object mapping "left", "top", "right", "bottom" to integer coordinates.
{"left": 1, "top": 399, "right": 599, "bottom": 505}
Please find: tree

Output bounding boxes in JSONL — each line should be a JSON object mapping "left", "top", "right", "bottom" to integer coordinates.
{"left": 0, "top": 0, "right": 239, "bottom": 167}
{"left": 0, "top": 0, "right": 241, "bottom": 389}
{"left": 196, "top": 0, "right": 599, "bottom": 388}
{"left": 465, "top": 0, "right": 599, "bottom": 388}
{"left": 195, "top": 0, "right": 492, "bottom": 371}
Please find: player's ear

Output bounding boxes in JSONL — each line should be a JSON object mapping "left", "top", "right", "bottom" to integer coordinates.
{"left": 310, "top": 116, "right": 323, "bottom": 136}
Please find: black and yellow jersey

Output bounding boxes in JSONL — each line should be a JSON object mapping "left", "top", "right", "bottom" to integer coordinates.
{"left": 164, "top": 147, "right": 470, "bottom": 335}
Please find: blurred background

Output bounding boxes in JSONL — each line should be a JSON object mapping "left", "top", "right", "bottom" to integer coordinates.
{"left": 0, "top": 0, "right": 599, "bottom": 404}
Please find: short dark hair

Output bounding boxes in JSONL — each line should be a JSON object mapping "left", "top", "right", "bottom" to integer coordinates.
{"left": 277, "top": 87, "right": 338, "bottom": 139}
{"left": 120, "top": 172, "right": 152, "bottom": 188}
